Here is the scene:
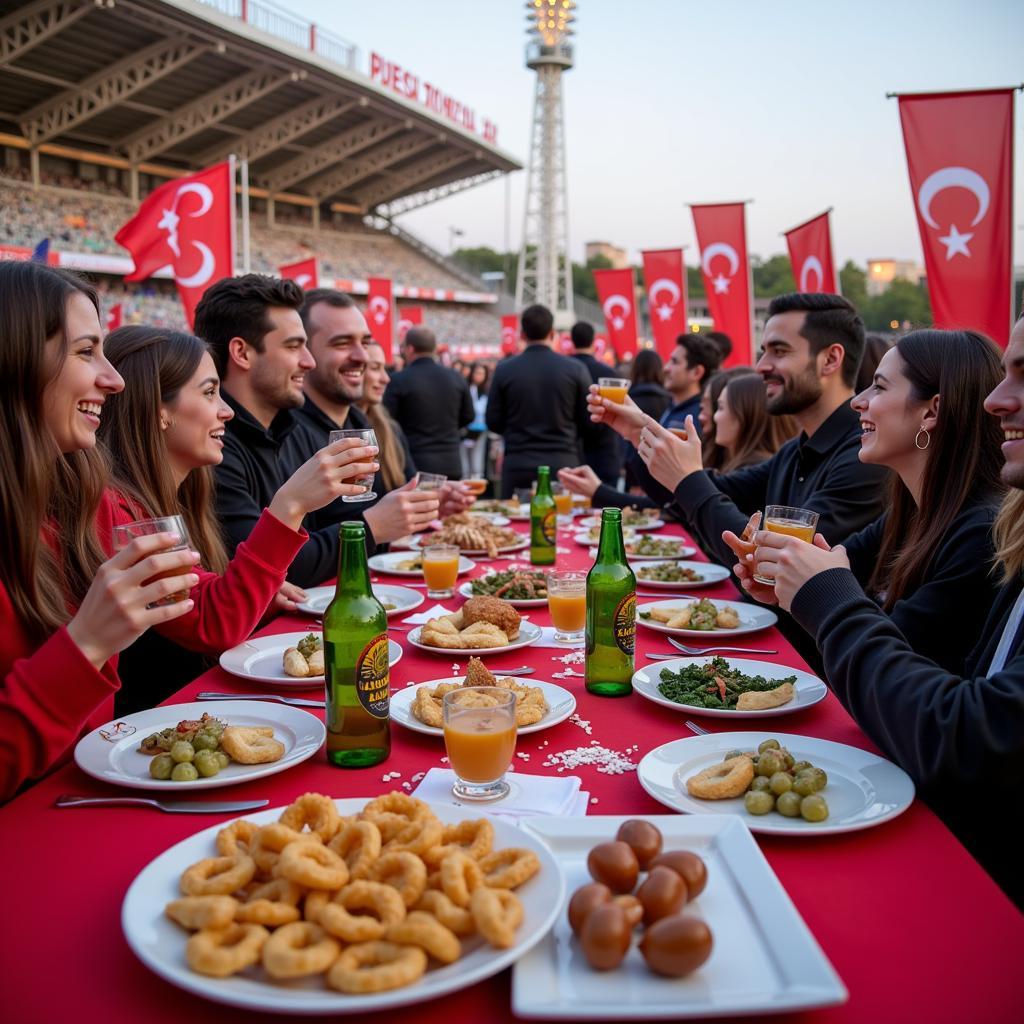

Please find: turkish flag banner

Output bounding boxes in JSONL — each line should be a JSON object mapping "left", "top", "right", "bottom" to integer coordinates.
{"left": 593, "top": 267, "right": 639, "bottom": 357}
{"left": 279, "top": 257, "right": 318, "bottom": 290}
{"left": 104, "top": 304, "right": 123, "bottom": 333}
{"left": 898, "top": 89, "right": 1014, "bottom": 345}
{"left": 115, "top": 161, "right": 234, "bottom": 327}
{"left": 397, "top": 305, "right": 423, "bottom": 340}
{"left": 500, "top": 313, "right": 519, "bottom": 354}
{"left": 784, "top": 211, "right": 838, "bottom": 295}
{"left": 366, "top": 277, "right": 394, "bottom": 362}
{"left": 691, "top": 203, "right": 752, "bottom": 365}
{"left": 641, "top": 249, "right": 688, "bottom": 360}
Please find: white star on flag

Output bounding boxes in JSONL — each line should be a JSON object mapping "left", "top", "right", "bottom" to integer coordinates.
{"left": 712, "top": 274, "right": 731, "bottom": 294}
{"left": 938, "top": 224, "right": 973, "bottom": 260}
{"left": 656, "top": 304, "right": 673, "bottom": 321}
{"left": 157, "top": 207, "right": 181, "bottom": 257}
{"left": 612, "top": 316, "right": 625, "bottom": 330}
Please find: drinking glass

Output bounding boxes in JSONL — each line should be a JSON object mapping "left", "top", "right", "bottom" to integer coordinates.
{"left": 329, "top": 428, "right": 377, "bottom": 502}
{"left": 463, "top": 478, "right": 488, "bottom": 496}
{"left": 551, "top": 481, "right": 573, "bottom": 526}
{"left": 752, "top": 505, "right": 820, "bottom": 586}
{"left": 598, "top": 377, "right": 630, "bottom": 404}
{"left": 422, "top": 543, "right": 460, "bottom": 599}
{"left": 547, "top": 570, "right": 586, "bottom": 643}
{"left": 443, "top": 687, "right": 517, "bottom": 801}
{"left": 112, "top": 514, "right": 193, "bottom": 607}
{"left": 514, "top": 486, "right": 533, "bottom": 513}
{"left": 415, "top": 472, "right": 447, "bottom": 493}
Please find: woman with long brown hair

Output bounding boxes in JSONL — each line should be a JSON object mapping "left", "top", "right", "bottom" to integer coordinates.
{"left": 712, "top": 372, "right": 797, "bottom": 472}
{"left": 357, "top": 339, "right": 414, "bottom": 491}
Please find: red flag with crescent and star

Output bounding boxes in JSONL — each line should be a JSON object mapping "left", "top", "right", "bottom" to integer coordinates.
{"left": 114, "top": 161, "right": 234, "bottom": 327}
{"left": 897, "top": 89, "right": 1014, "bottom": 346}
{"left": 784, "top": 211, "right": 838, "bottom": 295}
{"left": 397, "top": 306, "right": 423, "bottom": 341}
{"left": 104, "top": 303, "right": 123, "bottom": 333}
{"left": 500, "top": 313, "right": 519, "bottom": 354}
{"left": 691, "top": 203, "right": 752, "bottom": 365}
{"left": 279, "top": 257, "right": 318, "bottom": 291}
{"left": 593, "top": 267, "right": 639, "bottom": 358}
{"left": 366, "top": 277, "right": 394, "bottom": 362}
{"left": 641, "top": 249, "right": 688, "bottom": 360}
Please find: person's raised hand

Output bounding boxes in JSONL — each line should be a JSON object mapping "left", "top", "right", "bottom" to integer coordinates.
{"left": 636, "top": 414, "right": 703, "bottom": 491}
{"left": 557, "top": 465, "right": 601, "bottom": 499}
{"left": 363, "top": 478, "right": 440, "bottom": 545}
{"left": 586, "top": 384, "right": 645, "bottom": 445}
{"left": 439, "top": 480, "right": 474, "bottom": 516}
{"left": 751, "top": 532, "right": 848, "bottom": 611}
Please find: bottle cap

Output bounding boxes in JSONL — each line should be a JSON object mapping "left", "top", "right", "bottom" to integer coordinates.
{"left": 601, "top": 507, "right": 622, "bottom": 522}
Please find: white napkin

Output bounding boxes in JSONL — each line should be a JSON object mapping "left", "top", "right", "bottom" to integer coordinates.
{"left": 533, "top": 626, "right": 584, "bottom": 649}
{"left": 401, "top": 604, "right": 456, "bottom": 625}
{"left": 413, "top": 767, "right": 589, "bottom": 822}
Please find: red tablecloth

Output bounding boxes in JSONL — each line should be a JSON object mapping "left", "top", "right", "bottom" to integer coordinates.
{"left": 2, "top": 516, "right": 1021, "bottom": 1022}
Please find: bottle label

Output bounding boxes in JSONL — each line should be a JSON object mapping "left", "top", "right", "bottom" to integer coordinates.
{"left": 613, "top": 592, "right": 636, "bottom": 656}
{"left": 542, "top": 509, "right": 557, "bottom": 545}
{"left": 355, "top": 635, "right": 390, "bottom": 719}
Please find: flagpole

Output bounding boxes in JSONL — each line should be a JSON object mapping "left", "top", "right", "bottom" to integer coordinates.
{"left": 241, "top": 158, "right": 251, "bottom": 274}
{"left": 228, "top": 154, "right": 238, "bottom": 277}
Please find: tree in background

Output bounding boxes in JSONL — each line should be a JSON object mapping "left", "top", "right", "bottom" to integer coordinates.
{"left": 751, "top": 254, "right": 796, "bottom": 297}
{"left": 839, "top": 260, "right": 868, "bottom": 309}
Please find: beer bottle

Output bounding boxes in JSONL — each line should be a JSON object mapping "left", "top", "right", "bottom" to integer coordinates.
{"left": 530, "top": 466, "right": 556, "bottom": 566}
{"left": 585, "top": 507, "right": 636, "bottom": 696}
{"left": 323, "top": 522, "right": 390, "bottom": 767}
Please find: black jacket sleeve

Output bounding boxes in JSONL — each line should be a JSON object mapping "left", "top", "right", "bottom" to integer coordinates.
{"left": 592, "top": 483, "right": 658, "bottom": 509}
{"left": 485, "top": 369, "right": 506, "bottom": 435}
{"left": 213, "top": 441, "right": 265, "bottom": 559}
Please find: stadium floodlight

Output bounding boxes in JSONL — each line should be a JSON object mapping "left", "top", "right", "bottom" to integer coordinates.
{"left": 515, "top": 0, "right": 576, "bottom": 325}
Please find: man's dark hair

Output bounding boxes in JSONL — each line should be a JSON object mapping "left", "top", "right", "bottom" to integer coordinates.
{"left": 405, "top": 327, "right": 436, "bottom": 355}
{"left": 521, "top": 304, "right": 554, "bottom": 342}
{"left": 299, "top": 287, "right": 355, "bottom": 334}
{"left": 766, "top": 292, "right": 865, "bottom": 388}
{"left": 704, "top": 330, "right": 733, "bottom": 361}
{"left": 570, "top": 321, "right": 595, "bottom": 349}
{"left": 676, "top": 334, "right": 722, "bottom": 390}
{"left": 194, "top": 274, "right": 304, "bottom": 377}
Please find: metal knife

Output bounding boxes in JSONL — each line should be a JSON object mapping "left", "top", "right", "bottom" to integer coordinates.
{"left": 196, "top": 691, "right": 324, "bottom": 708}
{"left": 55, "top": 794, "right": 270, "bottom": 814}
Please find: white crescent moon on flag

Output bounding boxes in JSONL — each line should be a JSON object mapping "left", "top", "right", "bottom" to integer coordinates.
{"left": 368, "top": 295, "right": 390, "bottom": 323}
{"left": 602, "top": 295, "right": 631, "bottom": 319}
{"left": 917, "top": 166, "right": 990, "bottom": 228}
{"left": 701, "top": 242, "right": 739, "bottom": 278}
{"left": 648, "top": 277, "right": 680, "bottom": 307}
{"left": 799, "top": 256, "right": 824, "bottom": 292}
{"left": 176, "top": 182, "right": 213, "bottom": 218}
{"left": 176, "top": 241, "right": 215, "bottom": 288}
{"left": 294, "top": 273, "right": 312, "bottom": 288}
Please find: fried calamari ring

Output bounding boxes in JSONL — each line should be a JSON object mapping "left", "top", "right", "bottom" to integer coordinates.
{"left": 277, "top": 840, "right": 348, "bottom": 890}
{"left": 383, "top": 816, "right": 443, "bottom": 859}
{"left": 215, "top": 819, "right": 259, "bottom": 858}
{"left": 318, "top": 881, "right": 407, "bottom": 942}
{"left": 165, "top": 895, "right": 238, "bottom": 931}
{"left": 413, "top": 889, "right": 475, "bottom": 936}
{"left": 328, "top": 819, "right": 382, "bottom": 880}
{"left": 326, "top": 941, "right": 428, "bottom": 994}
{"left": 470, "top": 886, "right": 523, "bottom": 949}
{"left": 685, "top": 754, "right": 755, "bottom": 800}
{"left": 235, "top": 878, "right": 303, "bottom": 926}
{"left": 423, "top": 818, "right": 495, "bottom": 866}
{"left": 368, "top": 851, "right": 427, "bottom": 907}
{"left": 279, "top": 792, "right": 341, "bottom": 843}
{"left": 219, "top": 725, "right": 285, "bottom": 765}
{"left": 477, "top": 847, "right": 541, "bottom": 890}
{"left": 386, "top": 910, "right": 461, "bottom": 964}
{"left": 439, "top": 850, "right": 484, "bottom": 908}
{"left": 249, "top": 823, "right": 310, "bottom": 875}
{"left": 186, "top": 922, "right": 269, "bottom": 977}
{"left": 261, "top": 921, "right": 341, "bottom": 980}
{"left": 180, "top": 854, "right": 255, "bottom": 897}
{"left": 363, "top": 794, "right": 431, "bottom": 828}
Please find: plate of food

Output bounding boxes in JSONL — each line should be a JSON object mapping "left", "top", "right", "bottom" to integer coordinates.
{"left": 574, "top": 526, "right": 637, "bottom": 546}
{"left": 632, "top": 657, "right": 828, "bottom": 718}
{"left": 635, "top": 561, "right": 731, "bottom": 589}
{"left": 74, "top": 701, "right": 325, "bottom": 791}
{"left": 368, "top": 552, "right": 475, "bottom": 577}
{"left": 637, "top": 598, "right": 777, "bottom": 637}
{"left": 122, "top": 792, "right": 565, "bottom": 1014}
{"left": 392, "top": 659, "right": 576, "bottom": 737}
{"left": 466, "top": 511, "right": 511, "bottom": 527}
{"left": 296, "top": 584, "right": 424, "bottom": 618}
{"left": 407, "top": 597, "right": 542, "bottom": 656}
{"left": 458, "top": 567, "right": 550, "bottom": 607}
{"left": 508, "top": 503, "right": 532, "bottom": 521}
{"left": 637, "top": 732, "right": 915, "bottom": 836}
{"left": 471, "top": 499, "right": 519, "bottom": 516}
{"left": 219, "top": 632, "right": 403, "bottom": 689}
{"left": 578, "top": 510, "right": 665, "bottom": 531}
{"left": 589, "top": 536, "right": 696, "bottom": 562}
{"left": 512, "top": 814, "right": 845, "bottom": 1018}
{"left": 412, "top": 514, "right": 528, "bottom": 558}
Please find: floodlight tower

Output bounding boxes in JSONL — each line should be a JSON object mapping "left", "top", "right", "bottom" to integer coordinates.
{"left": 515, "top": 0, "right": 575, "bottom": 326}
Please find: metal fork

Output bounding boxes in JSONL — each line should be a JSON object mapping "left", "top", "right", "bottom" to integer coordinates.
{"left": 196, "top": 691, "right": 324, "bottom": 708}
{"left": 667, "top": 637, "right": 778, "bottom": 656}
{"left": 685, "top": 720, "right": 710, "bottom": 736}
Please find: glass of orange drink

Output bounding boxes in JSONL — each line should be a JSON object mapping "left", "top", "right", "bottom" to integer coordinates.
{"left": 443, "top": 687, "right": 517, "bottom": 801}
{"left": 112, "top": 514, "right": 193, "bottom": 607}
{"left": 551, "top": 481, "right": 573, "bottom": 525}
{"left": 598, "top": 377, "right": 630, "bottom": 404}
{"left": 752, "top": 505, "right": 820, "bottom": 586}
{"left": 422, "top": 543, "right": 460, "bottom": 599}
{"left": 547, "top": 570, "right": 586, "bottom": 643}
{"left": 668, "top": 427, "right": 688, "bottom": 441}
{"left": 463, "top": 478, "right": 488, "bottom": 496}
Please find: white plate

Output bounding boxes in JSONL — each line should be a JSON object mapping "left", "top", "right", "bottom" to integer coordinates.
{"left": 296, "top": 584, "right": 424, "bottom": 618}
{"left": 508, "top": 503, "right": 532, "bottom": 521}
{"left": 635, "top": 561, "right": 731, "bottom": 589}
{"left": 74, "top": 700, "right": 324, "bottom": 792}
{"left": 218, "top": 632, "right": 403, "bottom": 689}
{"left": 588, "top": 543, "right": 697, "bottom": 563}
{"left": 578, "top": 515, "right": 665, "bottom": 531}
{"left": 573, "top": 528, "right": 636, "bottom": 547}
{"left": 633, "top": 657, "right": 828, "bottom": 719}
{"left": 391, "top": 678, "right": 577, "bottom": 736}
{"left": 637, "top": 731, "right": 916, "bottom": 836}
{"left": 367, "top": 551, "right": 475, "bottom": 577}
{"left": 123, "top": 799, "right": 564, "bottom": 1015}
{"left": 407, "top": 620, "right": 543, "bottom": 656}
{"left": 467, "top": 512, "right": 511, "bottom": 526}
{"left": 457, "top": 570, "right": 549, "bottom": 608}
{"left": 513, "top": 814, "right": 846, "bottom": 1019}
{"left": 637, "top": 597, "right": 777, "bottom": 637}
{"left": 411, "top": 535, "right": 530, "bottom": 557}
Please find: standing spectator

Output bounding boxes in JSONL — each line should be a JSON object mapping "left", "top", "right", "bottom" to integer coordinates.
{"left": 384, "top": 327, "right": 474, "bottom": 479}
{"left": 461, "top": 362, "right": 490, "bottom": 481}
{"left": 569, "top": 321, "right": 623, "bottom": 486}
{"left": 486, "top": 304, "right": 593, "bottom": 497}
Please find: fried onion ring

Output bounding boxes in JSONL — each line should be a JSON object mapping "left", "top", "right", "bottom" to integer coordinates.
{"left": 326, "top": 941, "right": 428, "bottom": 994}
{"left": 318, "top": 881, "right": 406, "bottom": 942}
{"left": 423, "top": 818, "right": 494, "bottom": 866}
{"left": 277, "top": 840, "right": 348, "bottom": 890}
{"left": 685, "top": 754, "right": 755, "bottom": 800}
{"left": 413, "top": 889, "right": 475, "bottom": 936}
{"left": 439, "top": 850, "right": 484, "bottom": 908}
{"left": 261, "top": 921, "right": 341, "bottom": 979}
{"left": 215, "top": 819, "right": 259, "bottom": 858}
{"left": 469, "top": 886, "right": 524, "bottom": 949}
{"left": 476, "top": 847, "right": 540, "bottom": 890}
{"left": 368, "top": 851, "right": 427, "bottom": 907}
{"left": 235, "top": 879, "right": 303, "bottom": 926}
{"left": 249, "top": 823, "right": 310, "bottom": 875}
{"left": 165, "top": 895, "right": 238, "bottom": 931}
{"left": 180, "top": 854, "right": 255, "bottom": 897}
{"left": 327, "top": 819, "right": 382, "bottom": 880}
{"left": 186, "top": 923, "right": 268, "bottom": 977}
{"left": 386, "top": 910, "right": 461, "bottom": 964}
{"left": 278, "top": 792, "right": 341, "bottom": 843}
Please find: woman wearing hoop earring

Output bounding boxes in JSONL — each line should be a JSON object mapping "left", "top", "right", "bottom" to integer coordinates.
{"left": 732, "top": 329, "right": 1005, "bottom": 673}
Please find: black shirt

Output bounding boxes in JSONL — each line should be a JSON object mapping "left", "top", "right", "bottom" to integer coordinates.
{"left": 570, "top": 351, "right": 623, "bottom": 485}
{"left": 622, "top": 392, "right": 704, "bottom": 508}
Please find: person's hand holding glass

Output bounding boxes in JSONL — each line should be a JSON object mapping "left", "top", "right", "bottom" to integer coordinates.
{"left": 329, "top": 428, "right": 378, "bottom": 502}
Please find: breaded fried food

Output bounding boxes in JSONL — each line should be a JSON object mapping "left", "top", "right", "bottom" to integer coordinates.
{"left": 464, "top": 657, "right": 497, "bottom": 687}
{"left": 736, "top": 681, "right": 795, "bottom": 711}
{"left": 461, "top": 596, "right": 521, "bottom": 640}
{"left": 220, "top": 726, "right": 285, "bottom": 765}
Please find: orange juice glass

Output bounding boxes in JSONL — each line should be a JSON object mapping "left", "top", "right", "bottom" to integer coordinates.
{"left": 668, "top": 427, "right": 688, "bottom": 441}
{"left": 598, "top": 377, "right": 630, "bottom": 404}
{"left": 422, "top": 543, "right": 460, "bottom": 598}
{"left": 463, "top": 478, "right": 488, "bottom": 496}
{"left": 547, "top": 570, "right": 586, "bottom": 643}
{"left": 752, "top": 505, "right": 820, "bottom": 586}
{"left": 443, "top": 687, "right": 517, "bottom": 800}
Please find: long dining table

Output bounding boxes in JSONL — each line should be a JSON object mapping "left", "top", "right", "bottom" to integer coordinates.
{"left": 2, "top": 508, "right": 1021, "bottom": 1022}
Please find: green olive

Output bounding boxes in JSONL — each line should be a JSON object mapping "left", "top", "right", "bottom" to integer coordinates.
{"left": 801, "top": 767, "right": 828, "bottom": 792}
{"left": 750, "top": 775, "right": 772, "bottom": 793}
{"left": 800, "top": 794, "right": 829, "bottom": 822}
{"left": 193, "top": 732, "right": 219, "bottom": 752}
{"left": 757, "top": 750, "right": 785, "bottom": 777}
{"left": 776, "top": 791, "right": 803, "bottom": 817}
{"left": 723, "top": 749, "right": 746, "bottom": 761}
{"left": 791, "top": 760, "right": 812, "bottom": 774}
{"left": 779, "top": 749, "right": 795, "bottom": 771}
{"left": 171, "top": 762, "right": 199, "bottom": 782}
{"left": 170, "top": 740, "right": 195, "bottom": 763}
{"left": 193, "top": 749, "right": 221, "bottom": 778}
{"left": 757, "top": 738, "right": 781, "bottom": 753}
{"left": 792, "top": 774, "right": 818, "bottom": 797}
{"left": 769, "top": 771, "right": 793, "bottom": 795}
{"left": 149, "top": 753, "right": 174, "bottom": 780}
{"left": 213, "top": 751, "right": 230, "bottom": 769}
{"left": 744, "top": 790, "right": 775, "bottom": 815}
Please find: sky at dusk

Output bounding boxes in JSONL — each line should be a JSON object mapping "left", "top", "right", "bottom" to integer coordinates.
{"left": 296, "top": 0, "right": 1023, "bottom": 270}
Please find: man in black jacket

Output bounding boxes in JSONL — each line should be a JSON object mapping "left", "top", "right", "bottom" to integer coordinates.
{"left": 569, "top": 320, "right": 621, "bottom": 486}
{"left": 383, "top": 327, "right": 473, "bottom": 479}
{"left": 487, "top": 304, "right": 594, "bottom": 497}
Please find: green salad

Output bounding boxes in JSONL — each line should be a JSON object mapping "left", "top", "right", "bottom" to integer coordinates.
{"left": 657, "top": 657, "right": 797, "bottom": 710}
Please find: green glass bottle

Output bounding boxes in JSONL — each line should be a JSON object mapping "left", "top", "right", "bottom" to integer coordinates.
{"left": 585, "top": 507, "right": 636, "bottom": 696}
{"left": 530, "top": 466, "right": 557, "bottom": 566}
{"left": 323, "top": 522, "right": 390, "bottom": 767}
